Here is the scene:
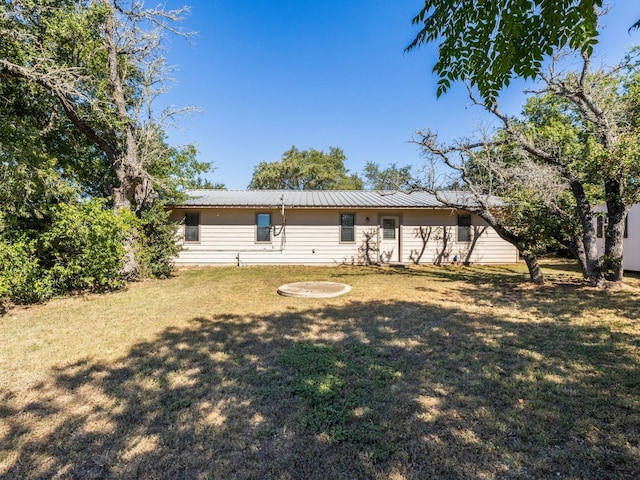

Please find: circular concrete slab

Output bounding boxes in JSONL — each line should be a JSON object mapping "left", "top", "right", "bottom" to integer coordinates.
{"left": 277, "top": 281, "right": 351, "bottom": 298}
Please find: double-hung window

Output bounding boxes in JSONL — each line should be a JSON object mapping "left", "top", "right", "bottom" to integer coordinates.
{"left": 340, "top": 213, "right": 355, "bottom": 242}
{"left": 457, "top": 214, "right": 471, "bottom": 242}
{"left": 256, "top": 213, "right": 271, "bottom": 242}
{"left": 184, "top": 212, "right": 200, "bottom": 243}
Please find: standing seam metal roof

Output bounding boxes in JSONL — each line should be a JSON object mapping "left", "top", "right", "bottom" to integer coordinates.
{"left": 176, "top": 190, "right": 448, "bottom": 208}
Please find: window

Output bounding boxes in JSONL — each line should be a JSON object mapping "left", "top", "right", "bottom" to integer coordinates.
{"left": 457, "top": 214, "right": 471, "bottom": 242}
{"left": 184, "top": 212, "right": 200, "bottom": 243}
{"left": 624, "top": 214, "right": 628, "bottom": 239}
{"left": 256, "top": 213, "right": 271, "bottom": 242}
{"left": 382, "top": 218, "right": 396, "bottom": 239}
{"left": 340, "top": 213, "right": 355, "bottom": 242}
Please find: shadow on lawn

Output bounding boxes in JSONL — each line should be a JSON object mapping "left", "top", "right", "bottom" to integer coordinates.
{"left": 1, "top": 296, "right": 639, "bottom": 479}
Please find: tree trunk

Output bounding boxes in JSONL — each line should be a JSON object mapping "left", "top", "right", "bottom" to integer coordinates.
{"left": 567, "top": 178, "right": 604, "bottom": 286}
{"left": 603, "top": 182, "right": 628, "bottom": 282}
{"left": 104, "top": 8, "right": 157, "bottom": 277}
{"left": 473, "top": 211, "right": 545, "bottom": 285}
{"left": 104, "top": 9, "right": 156, "bottom": 216}
{"left": 523, "top": 253, "right": 544, "bottom": 285}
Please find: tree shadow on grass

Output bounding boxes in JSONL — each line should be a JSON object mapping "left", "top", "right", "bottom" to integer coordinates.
{"left": 1, "top": 298, "right": 639, "bottom": 479}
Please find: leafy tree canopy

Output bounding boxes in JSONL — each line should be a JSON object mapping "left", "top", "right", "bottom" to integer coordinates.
{"left": 362, "top": 162, "right": 413, "bottom": 190}
{"left": 407, "top": 0, "right": 602, "bottom": 102}
{"left": 248, "top": 146, "right": 363, "bottom": 190}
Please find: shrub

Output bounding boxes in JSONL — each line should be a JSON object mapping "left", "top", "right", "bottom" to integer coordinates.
{"left": 0, "top": 238, "right": 53, "bottom": 307}
{"left": 40, "top": 199, "right": 136, "bottom": 293}
{"left": 137, "top": 202, "right": 180, "bottom": 279}
{"left": 1, "top": 199, "right": 180, "bottom": 310}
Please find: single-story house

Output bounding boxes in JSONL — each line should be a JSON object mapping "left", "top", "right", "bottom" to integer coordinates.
{"left": 594, "top": 203, "right": 640, "bottom": 272}
{"left": 169, "top": 190, "right": 518, "bottom": 266}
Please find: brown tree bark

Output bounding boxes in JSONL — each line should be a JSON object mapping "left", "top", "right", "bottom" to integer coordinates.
{"left": 603, "top": 179, "right": 629, "bottom": 282}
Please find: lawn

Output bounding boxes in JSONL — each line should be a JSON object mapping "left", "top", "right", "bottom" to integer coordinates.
{"left": 1, "top": 263, "right": 639, "bottom": 479}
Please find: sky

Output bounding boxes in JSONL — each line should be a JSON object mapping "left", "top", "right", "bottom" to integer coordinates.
{"left": 158, "top": 1, "right": 640, "bottom": 190}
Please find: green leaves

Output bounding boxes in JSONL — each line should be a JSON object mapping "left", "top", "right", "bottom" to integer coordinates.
{"left": 248, "top": 146, "right": 364, "bottom": 190}
{"left": 363, "top": 161, "right": 413, "bottom": 190}
{"left": 407, "top": 0, "right": 603, "bottom": 103}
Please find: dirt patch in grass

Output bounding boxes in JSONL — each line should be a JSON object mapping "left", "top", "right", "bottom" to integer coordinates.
{"left": 1, "top": 263, "right": 639, "bottom": 479}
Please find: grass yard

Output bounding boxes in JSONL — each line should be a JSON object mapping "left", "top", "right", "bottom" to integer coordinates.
{"left": 1, "top": 263, "right": 639, "bottom": 479}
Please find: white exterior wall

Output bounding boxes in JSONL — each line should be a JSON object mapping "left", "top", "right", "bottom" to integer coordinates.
{"left": 170, "top": 208, "right": 518, "bottom": 266}
{"left": 594, "top": 203, "right": 640, "bottom": 272}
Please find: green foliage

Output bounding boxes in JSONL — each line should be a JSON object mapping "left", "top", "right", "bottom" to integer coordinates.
{"left": 407, "top": 0, "right": 602, "bottom": 102}
{"left": 0, "top": 1, "right": 213, "bottom": 298}
{"left": 0, "top": 238, "right": 53, "bottom": 307}
{"left": 0, "top": 199, "right": 183, "bottom": 307}
{"left": 40, "top": 199, "right": 135, "bottom": 293}
{"left": 363, "top": 161, "right": 413, "bottom": 190}
{"left": 143, "top": 130, "right": 219, "bottom": 203}
{"left": 137, "top": 203, "right": 181, "bottom": 279}
{"left": 248, "top": 146, "right": 363, "bottom": 190}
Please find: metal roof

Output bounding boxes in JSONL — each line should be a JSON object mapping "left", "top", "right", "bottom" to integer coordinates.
{"left": 175, "top": 190, "right": 447, "bottom": 209}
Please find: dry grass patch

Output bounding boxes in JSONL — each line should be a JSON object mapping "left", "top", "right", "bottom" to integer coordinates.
{"left": 1, "top": 263, "right": 639, "bottom": 479}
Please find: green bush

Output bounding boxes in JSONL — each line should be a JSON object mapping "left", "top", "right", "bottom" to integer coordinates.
{"left": 137, "top": 202, "right": 180, "bottom": 279}
{"left": 0, "top": 238, "right": 53, "bottom": 307}
{"left": 1, "top": 199, "right": 180, "bottom": 309}
{"left": 40, "top": 199, "right": 136, "bottom": 293}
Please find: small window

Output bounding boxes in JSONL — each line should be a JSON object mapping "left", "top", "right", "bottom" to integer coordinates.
{"left": 382, "top": 218, "right": 396, "bottom": 240}
{"left": 457, "top": 214, "right": 471, "bottom": 242}
{"left": 256, "top": 213, "right": 271, "bottom": 242}
{"left": 340, "top": 213, "right": 355, "bottom": 242}
{"left": 184, "top": 212, "right": 200, "bottom": 242}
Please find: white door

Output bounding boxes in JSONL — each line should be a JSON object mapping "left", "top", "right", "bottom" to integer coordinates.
{"left": 379, "top": 216, "right": 400, "bottom": 263}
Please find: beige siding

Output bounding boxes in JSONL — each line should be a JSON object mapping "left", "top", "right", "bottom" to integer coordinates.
{"left": 400, "top": 211, "right": 518, "bottom": 264}
{"left": 170, "top": 208, "right": 518, "bottom": 265}
{"left": 624, "top": 204, "right": 640, "bottom": 271}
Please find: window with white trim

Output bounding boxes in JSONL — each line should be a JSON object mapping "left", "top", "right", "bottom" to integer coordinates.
{"left": 256, "top": 213, "right": 271, "bottom": 242}
{"left": 340, "top": 213, "right": 355, "bottom": 242}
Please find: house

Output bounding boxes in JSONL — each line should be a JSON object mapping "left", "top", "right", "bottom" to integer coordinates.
{"left": 168, "top": 190, "right": 518, "bottom": 266}
{"left": 594, "top": 203, "right": 640, "bottom": 272}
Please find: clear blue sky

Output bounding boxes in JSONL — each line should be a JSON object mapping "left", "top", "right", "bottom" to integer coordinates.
{"left": 160, "top": 1, "right": 639, "bottom": 189}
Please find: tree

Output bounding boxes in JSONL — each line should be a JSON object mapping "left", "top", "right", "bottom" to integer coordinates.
{"left": 416, "top": 51, "right": 640, "bottom": 286}
{"left": 493, "top": 52, "right": 640, "bottom": 284}
{"left": 414, "top": 131, "right": 553, "bottom": 284}
{"left": 248, "top": 146, "right": 363, "bottom": 190}
{"left": 362, "top": 162, "right": 413, "bottom": 190}
{"left": 407, "top": 0, "right": 602, "bottom": 102}
{"left": 0, "top": 0, "right": 211, "bottom": 277}
{"left": 0, "top": 1, "right": 210, "bottom": 210}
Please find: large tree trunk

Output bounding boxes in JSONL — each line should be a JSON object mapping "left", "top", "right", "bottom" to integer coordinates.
{"left": 603, "top": 180, "right": 628, "bottom": 282}
{"left": 105, "top": 9, "right": 156, "bottom": 216}
{"left": 567, "top": 178, "right": 604, "bottom": 287}
{"left": 104, "top": 8, "right": 156, "bottom": 277}
{"left": 522, "top": 253, "right": 544, "bottom": 285}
